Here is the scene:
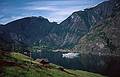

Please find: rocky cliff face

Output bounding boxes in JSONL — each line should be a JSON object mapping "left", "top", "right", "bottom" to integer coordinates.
{"left": 73, "top": 0, "right": 120, "bottom": 76}
{"left": 59, "top": 0, "right": 113, "bottom": 47}
{"left": 74, "top": 0, "right": 120, "bottom": 56}
{"left": 0, "top": 0, "right": 120, "bottom": 76}
{"left": 74, "top": 13, "right": 120, "bottom": 55}
{"left": 0, "top": 0, "right": 117, "bottom": 49}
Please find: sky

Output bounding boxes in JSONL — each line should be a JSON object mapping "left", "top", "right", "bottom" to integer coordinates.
{"left": 0, "top": 0, "right": 106, "bottom": 24}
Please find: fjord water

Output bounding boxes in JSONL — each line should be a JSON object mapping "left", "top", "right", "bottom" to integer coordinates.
{"left": 31, "top": 50, "right": 120, "bottom": 76}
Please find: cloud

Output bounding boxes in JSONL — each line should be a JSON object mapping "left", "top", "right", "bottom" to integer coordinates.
{"left": 21, "top": 0, "right": 97, "bottom": 23}
{"left": 23, "top": 6, "right": 59, "bottom": 11}
{"left": 22, "top": 4, "right": 90, "bottom": 23}
{"left": 0, "top": 15, "right": 4, "bottom": 19}
{"left": 47, "top": 16, "right": 66, "bottom": 23}
{"left": 0, "top": 0, "right": 106, "bottom": 24}
{"left": 26, "top": 0, "right": 90, "bottom": 6}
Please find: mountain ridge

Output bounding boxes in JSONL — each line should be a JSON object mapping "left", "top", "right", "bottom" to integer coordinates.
{"left": 72, "top": 0, "right": 120, "bottom": 76}
{"left": 0, "top": 0, "right": 115, "bottom": 50}
{"left": 0, "top": 0, "right": 120, "bottom": 77}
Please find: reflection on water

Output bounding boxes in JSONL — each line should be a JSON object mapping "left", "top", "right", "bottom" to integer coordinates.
{"left": 62, "top": 53, "right": 79, "bottom": 58}
{"left": 31, "top": 50, "right": 120, "bottom": 76}
{"left": 32, "top": 51, "right": 81, "bottom": 69}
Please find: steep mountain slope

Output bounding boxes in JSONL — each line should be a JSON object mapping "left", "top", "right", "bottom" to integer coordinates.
{"left": 0, "top": 51, "right": 105, "bottom": 77}
{"left": 74, "top": 0, "right": 120, "bottom": 58}
{"left": 59, "top": 0, "right": 113, "bottom": 47}
{"left": 4, "top": 17, "right": 59, "bottom": 47}
{"left": 73, "top": 0, "right": 120, "bottom": 76}
{"left": 74, "top": 13, "right": 120, "bottom": 55}
{"left": 0, "top": 0, "right": 120, "bottom": 77}
{"left": 0, "top": 0, "right": 115, "bottom": 49}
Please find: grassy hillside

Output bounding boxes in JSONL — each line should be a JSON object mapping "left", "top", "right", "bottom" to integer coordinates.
{"left": 0, "top": 51, "right": 105, "bottom": 77}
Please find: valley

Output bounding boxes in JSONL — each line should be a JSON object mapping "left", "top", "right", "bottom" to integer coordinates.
{"left": 0, "top": 0, "right": 120, "bottom": 77}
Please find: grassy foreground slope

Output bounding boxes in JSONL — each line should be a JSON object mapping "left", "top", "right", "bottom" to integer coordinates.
{"left": 0, "top": 51, "right": 105, "bottom": 77}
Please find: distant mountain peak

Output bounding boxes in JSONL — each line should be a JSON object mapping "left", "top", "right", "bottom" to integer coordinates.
{"left": 0, "top": 0, "right": 118, "bottom": 49}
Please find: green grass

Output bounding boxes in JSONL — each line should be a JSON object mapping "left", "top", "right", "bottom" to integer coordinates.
{"left": 67, "top": 70, "right": 105, "bottom": 77}
{"left": 10, "top": 52, "right": 32, "bottom": 61}
{"left": 1, "top": 52, "right": 106, "bottom": 77}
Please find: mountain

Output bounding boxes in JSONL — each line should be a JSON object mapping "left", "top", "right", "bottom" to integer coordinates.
{"left": 73, "top": 0, "right": 120, "bottom": 76}
{"left": 74, "top": 0, "right": 120, "bottom": 60}
{"left": 74, "top": 13, "right": 120, "bottom": 55}
{"left": 0, "top": 0, "right": 115, "bottom": 50}
{"left": 0, "top": 0, "right": 120, "bottom": 77}
{"left": 3, "top": 17, "right": 58, "bottom": 47}
{"left": 59, "top": 0, "right": 113, "bottom": 47}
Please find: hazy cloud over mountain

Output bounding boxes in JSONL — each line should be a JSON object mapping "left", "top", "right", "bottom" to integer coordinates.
{"left": 0, "top": 0, "right": 106, "bottom": 24}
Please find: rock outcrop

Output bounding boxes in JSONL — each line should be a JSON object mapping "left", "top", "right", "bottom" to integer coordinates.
{"left": 73, "top": 0, "right": 120, "bottom": 76}
{"left": 0, "top": 0, "right": 115, "bottom": 49}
